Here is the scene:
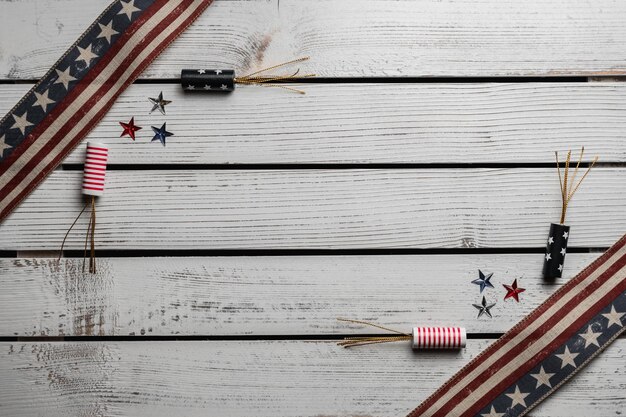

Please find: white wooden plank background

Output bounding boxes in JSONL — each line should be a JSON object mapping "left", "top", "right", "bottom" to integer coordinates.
{"left": 2, "top": 83, "right": 626, "bottom": 164}
{"left": 2, "top": 0, "right": 626, "bottom": 79}
{"left": 1, "top": 168, "right": 624, "bottom": 250}
{"left": 0, "top": 254, "right": 601, "bottom": 337}
{"left": 2, "top": 0, "right": 626, "bottom": 415}
{"left": 0, "top": 340, "right": 624, "bottom": 417}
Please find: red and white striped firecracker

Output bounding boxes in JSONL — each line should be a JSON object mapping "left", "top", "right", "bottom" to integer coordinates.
{"left": 58, "top": 142, "right": 109, "bottom": 274}
{"left": 337, "top": 319, "right": 467, "bottom": 350}
{"left": 82, "top": 142, "right": 108, "bottom": 197}
{"left": 412, "top": 327, "right": 467, "bottom": 349}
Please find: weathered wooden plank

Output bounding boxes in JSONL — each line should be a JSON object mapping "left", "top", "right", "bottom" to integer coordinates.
{"left": 2, "top": 83, "right": 626, "bottom": 164}
{"left": 1, "top": 168, "right": 624, "bottom": 250}
{"left": 0, "top": 254, "right": 601, "bottom": 337}
{"left": 2, "top": 0, "right": 626, "bottom": 79}
{"left": 0, "top": 340, "right": 624, "bottom": 416}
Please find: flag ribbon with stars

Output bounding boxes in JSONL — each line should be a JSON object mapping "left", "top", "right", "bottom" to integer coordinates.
{"left": 0, "top": 0, "right": 214, "bottom": 221}
{"left": 407, "top": 233, "right": 626, "bottom": 417}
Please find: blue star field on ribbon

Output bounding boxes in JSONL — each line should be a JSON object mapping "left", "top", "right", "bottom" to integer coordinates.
{"left": 475, "top": 291, "right": 626, "bottom": 417}
{"left": 0, "top": 0, "right": 155, "bottom": 161}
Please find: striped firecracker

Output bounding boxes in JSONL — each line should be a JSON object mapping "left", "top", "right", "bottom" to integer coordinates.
{"left": 412, "top": 327, "right": 467, "bottom": 350}
{"left": 82, "top": 142, "right": 108, "bottom": 197}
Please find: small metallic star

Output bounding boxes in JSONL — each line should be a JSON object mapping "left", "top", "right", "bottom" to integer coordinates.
{"left": 186, "top": 85, "right": 195, "bottom": 90}
{"left": 545, "top": 253, "right": 552, "bottom": 261}
{"left": 530, "top": 366, "right": 555, "bottom": 389}
{"left": 0, "top": 135, "right": 11, "bottom": 154}
{"left": 473, "top": 296, "right": 496, "bottom": 319}
{"left": 32, "top": 90, "right": 55, "bottom": 111}
{"left": 472, "top": 269, "right": 494, "bottom": 293}
{"left": 11, "top": 112, "right": 32, "bottom": 135}
{"left": 96, "top": 21, "right": 118, "bottom": 43}
{"left": 556, "top": 346, "right": 578, "bottom": 369}
{"left": 503, "top": 279, "right": 525, "bottom": 302}
{"left": 505, "top": 385, "right": 529, "bottom": 408}
{"left": 54, "top": 67, "right": 76, "bottom": 90}
{"left": 118, "top": 0, "right": 140, "bottom": 19}
{"left": 151, "top": 122, "right": 173, "bottom": 147}
{"left": 220, "top": 84, "right": 228, "bottom": 90}
{"left": 148, "top": 91, "right": 172, "bottom": 115}
{"left": 215, "top": 69, "right": 222, "bottom": 75}
{"left": 558, "top": 264, "right": 563, "bottom": 272}
{"left": 76, "top": 44, "right": 98, "bottom": 66}
{"left": 548, "top": 236, "right": 554, "bottom": 245}
{"left": 119, "top": 117, "right": 142, "bottom": 141}
{"left": 602, "top": 305, "right": 625, "bottom": 328}
{"left": 481, "top": 406, "right": 504, "bottom": 417}
{"left": 198, "top": 69, "right": 206, "bottom": 74}
{"left": 203, "top": 84, "right": 211, "bottom": 90}
{"left": 563, "top": 231, "right": 569, "bottom": 239}
{"left": 579, "top": 325, "right": 601, "bottom": 348}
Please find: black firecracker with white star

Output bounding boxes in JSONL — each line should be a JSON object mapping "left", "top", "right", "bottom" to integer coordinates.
{"left": 181, "top": 69, "right": 235, "bottom": 92}
{"left": 543, "top": 223, "right": 570, "bottom": 279}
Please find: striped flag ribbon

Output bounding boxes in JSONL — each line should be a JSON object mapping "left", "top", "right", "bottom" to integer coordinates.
{"left": 407, "top": 233, "right": 626, "bottom": 417}
{"left": 0, "top": 0, "right": 213, "bottom": 221}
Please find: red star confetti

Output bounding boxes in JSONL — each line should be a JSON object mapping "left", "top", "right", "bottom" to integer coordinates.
{"left": 503, "top": 279, "right": 526, "bottom": 302}
{"left": 119, "top": 117, "right": 142, "bottom": 141}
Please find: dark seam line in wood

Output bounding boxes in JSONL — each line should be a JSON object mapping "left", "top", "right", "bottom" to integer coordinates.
{"left": 0, "top": 333, "right": 505, "bottom": 342}
{"left": 61, "top": 162, "right": 620, "bottom": 171}
{"left": 0, "top": 248, "right": 609, "bottom": 259}
{"left": 0, "top": 75, "right": 593, "bottom": 85}
{"left": 58, "top": 247, "right": 611, "bottom": 258}
{"left": 1, "top": 334, "right": 625, "bottom": 342}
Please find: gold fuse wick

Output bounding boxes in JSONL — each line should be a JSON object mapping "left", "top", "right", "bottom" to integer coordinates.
{"left": 235, "top": 57, "right": 315, "bottom": 94}
{"left": 336, "top": 318, "right": 412, "bottom": 348}
{"left": 556, "top": 147, "right": 598, "bottom": 224}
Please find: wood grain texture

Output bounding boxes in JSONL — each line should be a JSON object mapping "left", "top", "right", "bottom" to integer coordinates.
{"left": 2, "top": 83, "right": 626, "bottom": 164}
{"left": 1, "top": 168, "right": 624, "bottom": 250}
{"left": 2, "top": 0, "right": 626, "bottom": 79}
{"left": 0, "top": 254, "right": 601, "bottom": 337}
{"left": 0, "top": 340, "right": 624, "bottom": 417}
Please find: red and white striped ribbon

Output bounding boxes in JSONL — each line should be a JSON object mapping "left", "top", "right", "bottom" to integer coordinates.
{"left": 412, "top": 327, "right": 467, "bottom": 349}
{"left": 82, "top": 142, "right": 108, "bottom": 197}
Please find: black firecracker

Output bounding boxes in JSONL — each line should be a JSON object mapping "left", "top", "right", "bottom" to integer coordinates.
{"left": 181, "top": 69, "right": 236, "bottom": 92}
{"left": 543, "top": 223, "right": 570, "bottom": 279}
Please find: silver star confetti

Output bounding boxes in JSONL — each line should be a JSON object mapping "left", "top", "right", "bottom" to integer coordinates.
{"left": 473, "top": 295, "right": 496, "bottom": 319}
{"left": 148, "top": 91, "right": 172, "bottom": 115}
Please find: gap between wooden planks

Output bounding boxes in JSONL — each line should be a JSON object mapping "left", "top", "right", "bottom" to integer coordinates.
{"left": 2, "top": 83, "right": 626, "bottom": 165}
{"left": 1, "top": 168, "right": 624, "bottom": 250}
{"left": 0, "top": 254, "right": 603, "bottom": 337}
{"left": 2, "top": 0, "right": 626, "bottom": 78}
{"left": 0, "top": 340, "right": 624, "bottom": 417}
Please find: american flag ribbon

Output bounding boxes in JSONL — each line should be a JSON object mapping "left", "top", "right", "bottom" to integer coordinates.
{"left": 407, "top": 233, "right": 626, "bottom": 417}
{"left": 0, "top": 0, "right": 213, "bottom": 221}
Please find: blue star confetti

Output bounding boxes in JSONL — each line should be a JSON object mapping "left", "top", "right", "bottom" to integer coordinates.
{"left": 151, "top": 122, "right": 173, "bottom": 147}
{"left": 472, "top": 269, "right": 494, "bottom": 293}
